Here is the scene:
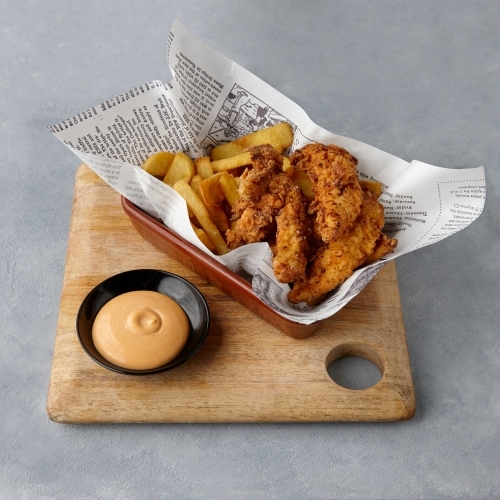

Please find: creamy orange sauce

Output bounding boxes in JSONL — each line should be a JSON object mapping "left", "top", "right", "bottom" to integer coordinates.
{"left": 92, "top": 290, "right": 189, "bottom": 370}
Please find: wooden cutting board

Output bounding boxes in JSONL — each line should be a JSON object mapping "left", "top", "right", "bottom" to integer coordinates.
{"left": 46, "top": 165, "right": 415, "bottom": 423}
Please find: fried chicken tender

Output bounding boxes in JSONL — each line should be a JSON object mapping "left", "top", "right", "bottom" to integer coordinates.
{"left": 364, "top": 233, "right": 398, "bottom": 265}
{"left": 222, "top": 140, "right": 396, "bottom": 305}
{"left": 269, "top": 175, "right": 312, "bottom": 283}
{"left": 226, "top": 199, "right": 278, "bottom": 248}
{"left": 236, "top": 145, "right": 283, "bottom": 203}
{"left": 226, "top": 145, "right": 284, "bottom": 248}
{"left": 226, "top": 144, "right": 311, "bottom": 283}
{"left": 287, "top": 191, "right": 386, "bottom": 305}
{"left": 290, "top": 143, "right": 363, "bottom": 242}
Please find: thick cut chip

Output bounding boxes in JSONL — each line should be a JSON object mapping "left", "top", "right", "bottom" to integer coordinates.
{"left": 210, "top": 122, "right": 294, "bottom": 160}
{"left": 190, "top": 223, "right": 216, "bottom": 252}
{"left": 198, "top": 173, "right": 225, "bottom": 206}
{"left": 291, "top": 169, "right": 314, "bottom": 203}
{"left": 218, "top": 172, "right": 240, "bottom": 208}
{"left": 210, "top": 152, "right": 252, "bottom": 172}
{"left": 142, "top": 151, "right": 176, "bottom": 177}
{"left": 210, "top": 142, "right": 243, "bottom": 160}
{"left": 194, "top": 156, "right": 214, "bottom": 179}
{"left": 173, "top": 180, "right": 229, "bottom": 255}
{"left": 163, "top": 152, "right": 194, "bottom": 187}
{"left": 206, "top": 205, "right": 230, "bottom": 233}
{"left": 224, "top": 167, "right": 245, "bottom": 177}
{"left": 359, "top": 179, "right": 382, "bottom": 199}
{"left": 189, "top": 174, "right": 204, "bottom": 197}
{"left": 282, "top": 157, "right": 294, "bottom": 177}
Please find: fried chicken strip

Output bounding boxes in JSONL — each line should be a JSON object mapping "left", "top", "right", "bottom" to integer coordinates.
{"left": 234, "top": 144, "right": 283, "bottom": 204}
{"left": 226, "top": 145, "right": 284, "bottom": 248}
{"left": 226, "top": 144, "right": 311, "bottom": 283}
{"left": 363, "top": 233, "right": 398, "bottom": 265}
{"left": 287, "top": 191, "right": 385, "bottom": 305}
{"left": 290, "top": 143, "right": 363, "bottom": 242}
{"left": 269, "top": 175, "right": 312, "bottom": 283}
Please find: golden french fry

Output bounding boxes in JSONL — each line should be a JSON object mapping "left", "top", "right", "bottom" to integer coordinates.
{"left": 224, "top": 167, "right": 244, "bottom": 177}
{"left": 198, "top": 173, "right": 225, "bottom": 206}
{"left": 163, "top": 152, "right": 195, "bottom": 187}
{"left": 282, "top": 157, "right": 294, "bottom": 177}
{"left": 210, "top": 122, "right": 294, "bottom": 160}
{"left": 219, "top": 172, "right": 240, "bottom": 208}
{"left": 189, "top": 174, "right": 204, "bottom": 197}
{"left": 212, "top": 143, "right": 243, "bottom": 160}
{"left": 194, "top": 156, "right": 214, "bottom": 179}
{"left": 142, "top": 151, "right": 176, "bottom": 177}
{"left": 206, "top": 204, "right": 229, "bottom": 233}
{"left": 210, "top": 152, "right": 251, "bottom": 172}
{"left": 359, "top": 179, "right": 382, "bottom": 199}
{"left": 190, "top": 223, "right": 216, "bottom": 252}
{"left": 173, "top": 180, "right": 229, "bottom": 255}
{"left": 291, "top": 169, "right": 314, "bottom": 203}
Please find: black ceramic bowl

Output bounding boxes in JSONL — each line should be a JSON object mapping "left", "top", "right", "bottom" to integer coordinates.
{"left": 76, "top": 269, "right": 210, "bottom": 375}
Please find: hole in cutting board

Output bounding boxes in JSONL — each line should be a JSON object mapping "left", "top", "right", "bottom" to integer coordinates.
{"left": 325, "top": 343, "right": 384, "bottom": 390}
{"left": 327, "top": 357, "right": 382, "bottom": 390}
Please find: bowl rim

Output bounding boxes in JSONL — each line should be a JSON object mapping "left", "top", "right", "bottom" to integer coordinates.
{"left": 76, "top": 268, "right": 210, "bottom": 375}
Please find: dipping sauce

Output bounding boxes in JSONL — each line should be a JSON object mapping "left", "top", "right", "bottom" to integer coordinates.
{"left": 92, "top": 290, "right": 189, "bottom": 370}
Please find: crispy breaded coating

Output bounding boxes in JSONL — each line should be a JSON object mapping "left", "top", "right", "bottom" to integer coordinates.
{"left": 268, "top": 175, "right": 312, "bottom": 283}
{"left": 226, "top": 144, "right": 311, "bottom": 283}
{"left": 235, "top": 144, "right": 283, "bottom": 205}
{"left": 225, "top": 197, "right": 279, "bottom": 248}
{"left": 363, "top": 233, "right": 398, "bottom": 265}
{"left": 226, "top": 145, "right": 284, "bottom": 248}
{"left": 290, "top": 143, "right": 363, "bottom": 242}
{"left": 287, "top": 191, "right": 385, "bottom": 304}
{"left": 224, "top": 141, "right": 397, "bottom": 305}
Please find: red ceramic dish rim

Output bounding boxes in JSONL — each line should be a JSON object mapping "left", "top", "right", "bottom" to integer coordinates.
{"left": 121, "top": 196, "right": 320, "bottom": 338}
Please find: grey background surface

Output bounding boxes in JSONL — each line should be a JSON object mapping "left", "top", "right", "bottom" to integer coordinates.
{"left": 1, "top": 1, "right": 499, "bottom": 498}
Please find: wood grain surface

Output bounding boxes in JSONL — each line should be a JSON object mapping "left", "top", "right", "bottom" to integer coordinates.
{"left": 46, "top": 165, "right": 415, "bottom": 423}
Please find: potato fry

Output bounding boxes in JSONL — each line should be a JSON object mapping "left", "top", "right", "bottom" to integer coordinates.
{"left": 163, "top": 152, "right": 194, "bottom": 187}
{"left": 194, "top": 156, "right": 214, "bottom": 179}
{"left": 219, "top": 172, "right": 240, "bottom": 208}
{"left": 210, "top": 142, "right": 244, "bottom": 161}
{"left": 142, "top": 151, "right": 176, "bottom": 177}
{"left": 271, "top": 122, "right": 294, "bottom": 150}
{"left": 359, "top": 179, "right": 382, "bottom": 199}
{"left": 189, "top": 174, "right": 204, "bottom": 197}
{"left": 206, "top": 204, "right": 229, "bottom": 233}
{"left": 291, "top": 169, "right": 314, "bottom": 203}
{"left": 282, "top": 157, "right": 294, "bottom": 177}
{"left": 190, "top": 223, "right": 216, "bottom": 252}
{"left": 173, "top": 180, "right": 229, "bottom": 255}
{"left": 198, "top": 173, "right": 225, "bottom": 206}
{"left": 224, "top": 167, "right": 245, "bottom": 177}
{"left": 210, "top": 122, "right": 294, "bottom": 160}
{"left": 210, "top": 152, "right": 251, "bottom": 172}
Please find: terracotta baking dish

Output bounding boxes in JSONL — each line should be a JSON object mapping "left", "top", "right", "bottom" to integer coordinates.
{"left": 121, "top": 196, "right": 321, "bottom": 339}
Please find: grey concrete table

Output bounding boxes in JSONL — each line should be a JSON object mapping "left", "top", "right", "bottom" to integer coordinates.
{"left": 1, "top": 1, "right": 498, "bottom": 498}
